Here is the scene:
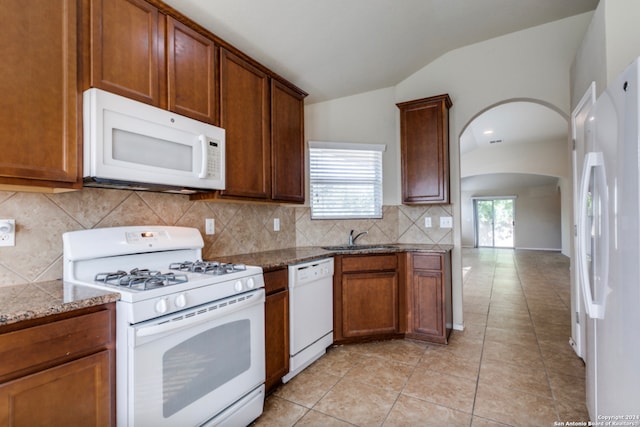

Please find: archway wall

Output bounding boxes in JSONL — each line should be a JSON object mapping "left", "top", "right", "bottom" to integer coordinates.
{"left": 461, "top": 138, "right": 568, "bottom": 179}
{"left": 393, "top": 12, "right": 592, "bottom": 329}
{"left": 394, "top": 11, "right": 592, "bottom": 138}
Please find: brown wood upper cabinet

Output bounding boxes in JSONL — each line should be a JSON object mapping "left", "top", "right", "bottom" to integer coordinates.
{"left": 397, "top": 94, "right": 452, "bottom": 204}
{"left": 89, "top": 0, "right": 162, "bottom": 105}
{"left": 219, "top": 48, "right": 271, "bottom": 199}
{"left": 88, "top": 0, "right": 306, "bottom": 201}
{"left": 271, "top": 80, "right": 305, "bottom": 203}
{"left": 0, "top": 0, "right": 82, "bottom": 192}
{"left": 89, "top": 0, "right": 218, "bottom": 124}
{"left": 166, "top": 16, "right": 217, "bottom": 124}
{"left": 215, "top": 48, "right": 306, "bottom": 203}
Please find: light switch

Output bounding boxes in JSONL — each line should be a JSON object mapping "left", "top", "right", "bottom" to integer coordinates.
{"left": 274, "top": 218, "right": 280, "bottom": 231}
{"left": 424, "top": 217, "right": 432, "bottom": 228}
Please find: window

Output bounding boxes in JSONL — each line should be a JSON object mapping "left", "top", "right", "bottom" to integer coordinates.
{"left": 309, "top": 141, "right": 385, "bottom": 219}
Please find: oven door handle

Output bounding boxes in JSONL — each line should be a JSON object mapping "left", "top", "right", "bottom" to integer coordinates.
{"left": 133, "top": 289, "right": 265, "bottom": 342}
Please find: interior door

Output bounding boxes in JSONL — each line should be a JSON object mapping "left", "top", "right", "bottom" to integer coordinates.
{"left": 474, "top": 198, "right": 514, "bottom": 248}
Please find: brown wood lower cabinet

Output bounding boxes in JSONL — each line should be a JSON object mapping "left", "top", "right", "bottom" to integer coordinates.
{"left": 264, "top": 268, "right": 289, "bottom": 392}
{"left": 332, "top": 251, "right": 452, "bottom": 345}
{"left": 0, "top": 304, "right": 115, "bottom": 426}
{"left": 333, "top": 254, "right": 403, "bottom": 343}
{"left": 405, "top": 252, "right": 452, "bottom": 344}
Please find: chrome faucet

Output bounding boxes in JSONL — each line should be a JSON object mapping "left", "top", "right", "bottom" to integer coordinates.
{"left": 348, "top": 229, "right": 368, "bottom": 246}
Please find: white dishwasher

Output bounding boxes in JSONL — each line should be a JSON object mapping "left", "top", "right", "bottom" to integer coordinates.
{"left": 282, "top": 257, "right": 334, "bottom": 383}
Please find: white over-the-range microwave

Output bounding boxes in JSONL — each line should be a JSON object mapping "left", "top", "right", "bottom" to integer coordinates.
{"left": 83, "top": 88, "right": 225, "bottom": 194}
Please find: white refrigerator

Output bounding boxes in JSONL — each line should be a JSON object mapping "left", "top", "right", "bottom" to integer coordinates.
{"left": 577, "top": 57, "right": 640, "bottom": 419}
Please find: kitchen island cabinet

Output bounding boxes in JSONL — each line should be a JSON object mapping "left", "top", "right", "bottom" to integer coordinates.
{"left": 405, "top": 252, "right": 452, "bottom": 344}
{"left": 0, "top": 0, "right": 82, "bottom": 192}
{"left": 0, "top": 303, "right": 115, "bottom": 426}
{"left": 333, "top": 254, "right": 404, "bottom": 343}
{"left": 264, "top": 268, "right": 289, "bottom": 393}
{"left": 397, "top": 94, "right": 452, "bottom": 204}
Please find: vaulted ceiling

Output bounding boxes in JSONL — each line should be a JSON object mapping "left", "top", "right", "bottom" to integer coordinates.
{"left": 163, "top": 0, "right": 598, "bottom": 104}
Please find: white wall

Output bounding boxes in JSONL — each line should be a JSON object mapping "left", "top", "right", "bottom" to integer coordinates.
{"left": 304, "top": 87, "right": 401, "bottom": 205}
{"left": 572, "top": 0, "right": 640, "bottom": 103}
{"left": 461, "top": 184, "right": 562, "bottom": 250}
{"left": 305, "top": 12, "right": 593, "bottom": 331}
{"left": 461, "top": 139, "right": 568, "bottom": 179}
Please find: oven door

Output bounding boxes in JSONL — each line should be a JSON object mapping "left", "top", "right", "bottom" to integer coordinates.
{"left": 126, "top": 289, "right": 265, "bottom": 427}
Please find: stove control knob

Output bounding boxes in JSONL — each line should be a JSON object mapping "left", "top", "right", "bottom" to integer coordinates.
{"left": 155, "top": 298, "right": 169, "bottom": 314}
{"left": 175, "top": 293, "right": 187, "bottom": 308}
{"left": 234, "top": 280, "right": 244, "bottom": 292}
{"left": 246, "top": 277, "right": 255, "bottom": 289}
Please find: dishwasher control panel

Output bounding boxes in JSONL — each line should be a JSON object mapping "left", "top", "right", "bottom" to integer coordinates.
{"left": 290, "top": 258, "right": 334, "bottom": 284}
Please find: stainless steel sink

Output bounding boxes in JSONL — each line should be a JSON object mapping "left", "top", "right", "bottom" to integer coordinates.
{"left": 321, "top": 244, "right": 398, "bottom": 251}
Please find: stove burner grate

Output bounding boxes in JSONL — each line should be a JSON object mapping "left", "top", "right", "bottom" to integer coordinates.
{"left": 94, "top": 268, "right": 188, "bottom": 290}
{"left": 169, "top": 260, "right": 247, "bottom": 275}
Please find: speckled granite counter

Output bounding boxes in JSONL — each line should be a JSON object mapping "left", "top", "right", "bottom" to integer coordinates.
{"left": 1, "top": 244, "right": 451, "bottom": 326}
{"left": 0, "top": 280, "right": 120, "bottom": 326}
{"left": 217, "top": 244, "right": 453, "bottom": 270}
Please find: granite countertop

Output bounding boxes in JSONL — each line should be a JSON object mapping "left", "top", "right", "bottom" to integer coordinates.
{"left": 0, "top": 244, "right": 451, "bottom": 327}
{"left": 0, "top": 280, "right": 120, "bottom": 327}
{"left": 218, "top": 244, "right": 453, "bottom": 270}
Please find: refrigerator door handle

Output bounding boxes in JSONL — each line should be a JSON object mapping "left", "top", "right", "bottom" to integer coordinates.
{"left": 577, "top": 151, "right": 608, "bottom": 319}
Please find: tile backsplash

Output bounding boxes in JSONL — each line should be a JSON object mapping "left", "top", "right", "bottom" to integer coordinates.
{"left": 0, "top": 188, "right": 451, "bottom": 286}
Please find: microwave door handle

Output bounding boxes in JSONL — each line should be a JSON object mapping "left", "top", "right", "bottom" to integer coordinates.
{"left": 198, "top": 135, "right": 208, "bottom": 178}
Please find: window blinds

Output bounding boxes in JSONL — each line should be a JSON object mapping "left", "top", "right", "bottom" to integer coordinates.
{"left": 309, "top": 141, "right": 385, "bottom": 219}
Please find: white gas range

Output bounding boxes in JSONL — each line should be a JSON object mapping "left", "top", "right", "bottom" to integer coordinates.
{"left": 63, "top": 226, "right": 265, "bottom": 427}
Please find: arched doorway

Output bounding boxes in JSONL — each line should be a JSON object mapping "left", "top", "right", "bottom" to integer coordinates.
{"left": 459, "top": 100, "right": 569, "bottom": 251}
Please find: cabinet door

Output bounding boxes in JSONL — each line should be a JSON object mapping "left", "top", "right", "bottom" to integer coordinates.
{"left": 167, "top": 17, "right": 217, "bottom": 124}
{"left": 398, "top": 95, "right": 452, "bottom": 204}
{"left": 265, "top": 289, "right": 289, "bottom": 392}
{"left": 271, "top": 79, "right": 305, "bottom": 202}
{"left": 0, "top": 0, "right": 81, "bottom": 189}
{"left": 341, "top": 272, "right": 399, "bottom": 337}
{"left": 219, "top": 48, "right": 270, "bottom": 199}
{"left": 90, "top": 0, "right": 161, "bottom": 105}
{"left": 410, "top": 269, "right": 444, "bottom": 338}
{"left": 0, "top": 351, "right": 112, "bottom": 426}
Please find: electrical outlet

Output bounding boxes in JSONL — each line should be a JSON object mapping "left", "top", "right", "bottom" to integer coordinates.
{"left": 0, "top": 219, "right": 16, "bottom": 247}
{"left": 440, "top": 216, "right": 453, "bottom": 228}
{"left": 273, "top": 218, "right": 280, "bottom": 232}
{"left": 424, "top": 217, "right": 432, "bottom": 228}
{"left": 205, "top": 218, "right": 215, "bottom": 235}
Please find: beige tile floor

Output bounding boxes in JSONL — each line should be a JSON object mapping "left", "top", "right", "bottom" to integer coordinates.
{"left": 253, "top": 248, "right": 588, "bottom": 427}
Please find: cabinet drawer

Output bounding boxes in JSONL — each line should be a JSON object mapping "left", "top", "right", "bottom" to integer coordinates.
{"left": 342, "top": 254, "right": 397, "bottom": 273}
{"left": 264, "top": 268, "right": 288, "bottom": 294}
{"left": 0, "top": 309, "right": 112, "bottom": 379}
{"left": 413, "top": 254, "right": 442, "bottom": 271}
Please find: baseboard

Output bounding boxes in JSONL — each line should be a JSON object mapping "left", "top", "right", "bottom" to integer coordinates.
{"left": 514, "top": 247, "right": 561, "bottom": 252}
